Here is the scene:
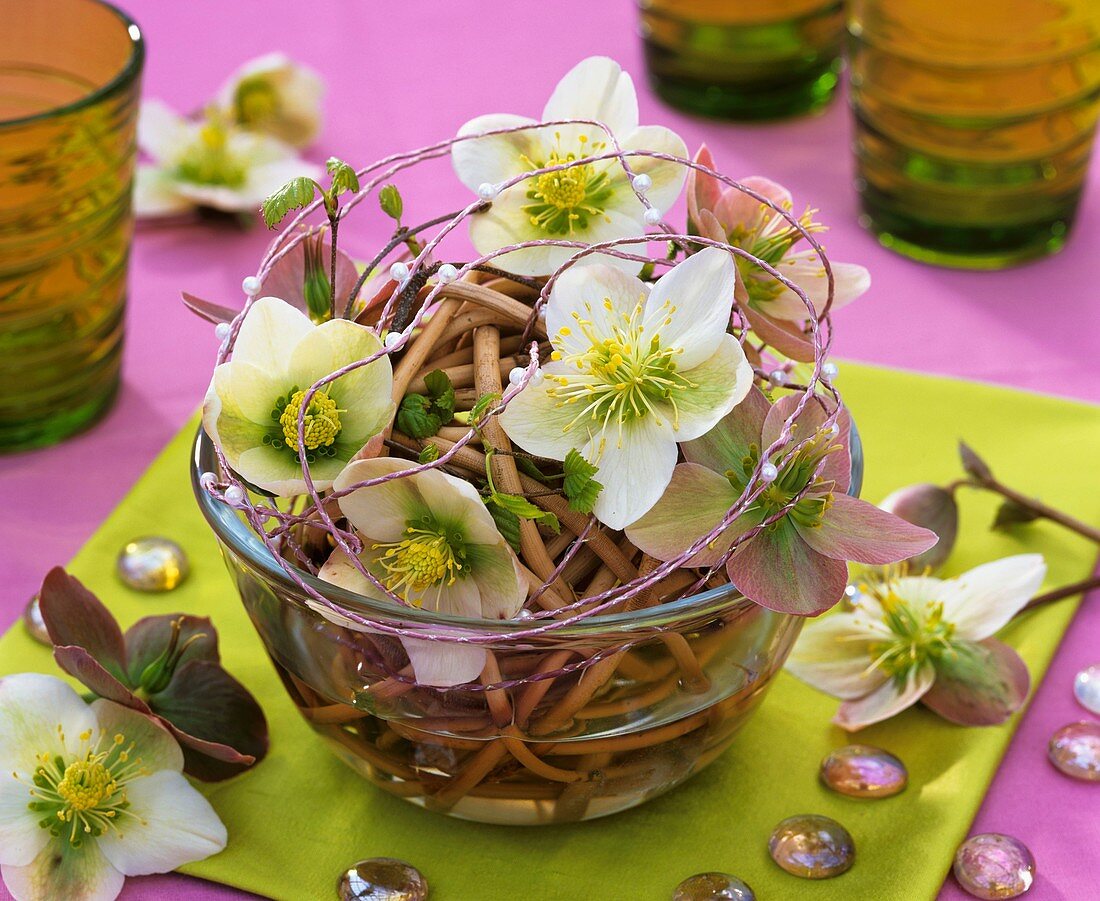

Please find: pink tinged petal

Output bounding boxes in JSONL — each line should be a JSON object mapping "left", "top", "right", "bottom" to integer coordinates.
{"left": 541, "top": 56, "right": 639, "bottom": 137}
{"left": 88, "top": 700, "right": 184, "bottom": 774}
{"left": 669, "top": 335, "right": 754, "bottom": 441}
{"left": 768, "top": 259, "right": 871, "bottom": 321}
{"left": 713, "top": 176, "right": 792, "bottom": 236}
{"left": 795, "top": 493, "right": 939, "bottom": 565}
{"left": 834, "top": 663, "right": 936, "bottom": 731}
{"left": 546, "top": 264, "right": 648, "bottom": 354}
{"left": 260, "top": 235, "right": 360, "bottom": 316}
{"left": 786, "top": 614, "right": 890, "bottom": 700}
{"left": 920, "top": 638, "right": 1030, "bottom": 726}
{"left": 937, "top": 554, "right": 1047, "bottom": 641}
{"left": 97, "top": 770, "right": 226, "bottom": 876}
{"left": 335, "top": 458, "right": 431, "bottom": 543}
{"left": 0, "top": 674, "right": 99, "bottom": 767}
{"left": 725, "top": 519, "right": 850, "bottom": 616}
{"left": 452, "top": 113, "right": 542, "bottom": 191}
{"left": 686, "top": 144, "right": 721, "bottom": 230}
{"left": 0, "top": 779, "right": 48, "bottom": 867}
{"left": 51, "top": 646, "right": 149, "bottom": 713}
{"left": 401, "top": 638, "right": 487, "bottom": 689}
{"left": 3, "top": 842, "right": 125, "bottom": 901}
{"left": 180, "top": 292, "right": 237, "bottom": 325}
{"left": 696, "top": 209, "right": 727, "bottom": 244}
{"left": 682, "top": 385, "right": 771, "bottom": 473}
{"left": 644, "top": 247, "right": 736, "bottom": 368}
{"left": 626, "top": 463, "right": 743, "bottom": 566}
{"left": 762, "top": 392, "right": 852, "bottom": 492}
{"left": 587, "top": 417, "right": 679, "bottom": 529}
{"left": 37, "top": 569, "right": 127, "bottom": 679}
{"left": 618, "top": 125, "right": 687, "bottom": 213}
{"left": 230, "top": 296, "right": 313, "bottom": 369}
{"left": 738, "top": 301, "right": 816, "bottom": 363}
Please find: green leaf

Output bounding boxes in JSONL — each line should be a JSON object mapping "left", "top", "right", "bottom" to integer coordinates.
{"left": 418, "top": 443, "right": 440, "bottom": 464}
{"left": 562, "top": 449, "right": 603, "bottom": 514}
{"left": 423, "top": 370, "right": 456, "bottom": 420}
{"left": 487, "top": 501, "right": 522, "bottom": 552}
{"left": 992, "top": 499, "right": 1040, "bottom": 532}
{"left": 326, "top": 157, "right": 360, "bottom": 196}
{"left": 488, "top": 492, "right": 559, "bottom": 534}
{"left": 469, "top": 392, "right": 501, "bottom": 428}
{"left": 515, "top": 454, "right": 548, "bottom": 483}
{"left": 262, "top": 176, "right": 318, "bottom": 229}
{"left": 396, "top": 394, "right": 441, "bottom": 439}
{"left": 378, "top": 184, "right": 403, "bottom": 221}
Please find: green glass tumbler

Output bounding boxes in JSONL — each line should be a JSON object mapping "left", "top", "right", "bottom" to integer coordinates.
{"left": 0, "top": 0, "right": 143, "bottom": 451}
{"left": 639, "top": 0, "right": 846, "bottom": 121}
{"left": 850, "top": 0, "right": 1100, "bottom": 269}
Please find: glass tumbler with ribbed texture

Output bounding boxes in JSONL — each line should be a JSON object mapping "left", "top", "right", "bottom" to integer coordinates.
{"left": 850, "top": 0, "right": 1100, "bottom": 269}
{"left": 0, "top": 0, "right": 143, "bottom": 450}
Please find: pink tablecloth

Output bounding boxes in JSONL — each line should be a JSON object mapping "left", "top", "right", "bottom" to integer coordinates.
{"left": 1, "top": 2, "right": 1097, "bottom": 898}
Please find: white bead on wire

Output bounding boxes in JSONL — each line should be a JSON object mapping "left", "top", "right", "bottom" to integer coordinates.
{"left": 389, "top": 261, "right": 410, "bottom": 282}
{"left": 214, "top": 322, "right": 231, "bottom": 341}
{"left": 643, "top": 207, "right": 663, "bottom": 225}
{"left": 224, "top": 485, "right": 246, "bottom": 505}
{"left": 384, "top": 331, "right": 402, "bottom": 349}
{"left": 822, "top": 361, "right": 839, "bottom": 379}
{"left": 760, "top": 462, "right": 779, "bottom": 483}
{"left": 632, "top": 173, "right": 652, "bottom": 193}
{"left": 241, "top": 276, "right": 262, "bottom": 296}
{"left": 437, "top": 263, "right": 459, "bottom": 283}
{"left": 477, "top": 183, "right": 499, "bottom": 201}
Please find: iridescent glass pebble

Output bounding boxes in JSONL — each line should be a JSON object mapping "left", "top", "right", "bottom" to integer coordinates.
{"left": 1047, "top": 721, "right": 1100, "bottom": 782}
{"left": 672, "top": 872, "right": 756, "bottom": 900}
{"left": 1073, "top": 665, "right": 1100, "bottom": 715}
{"left": 953, "top": 833, "right": 1035, "bottom": 899}
{"left": 768, "top": 814, "right": 855, "bottom": 878}
{"left": 116, "top": 537, "right": 189, "bottom": 592}
{"left": 22, "top": 595, "right": 50, "bottom": 645}
{"left": 820, "top": 744, "right": 908, "bottom": 799}
{"left": 338, "top": 858, "right": 428, "bottom": 901}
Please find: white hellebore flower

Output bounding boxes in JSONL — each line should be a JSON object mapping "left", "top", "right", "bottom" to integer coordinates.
{"left": 0, "top": 674, "right": 226, "bottom": 901}
{"left": 203, "top": 297, "right": 394, "bottom": 496}
{"left": 787, "top": 555, "right": 1046, "bottom": 731}
{"left": 215, "top": 52, "right": 324, "bottom": 148}
{"left": 452, "top": 56, "right": 687, "bottom": 276}
{"left": 500, "top": 247, "right": 754, "bottom": 529}
{"left": 317, "top": 458, "right": 527, "bottom": 688}
{"left": 134, "top": 100, "right": 319, "bottom": 218}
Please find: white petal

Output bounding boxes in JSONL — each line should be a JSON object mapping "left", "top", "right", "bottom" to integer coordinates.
{"left": 452, "top": 113, "right": 543, "bottom": 192}
{"left": 137, "top": 99, "right": 191, "bottom": 162}
{"left": 231, "top": 296, "right": 314, "bottom": 369}
{"left": 833, "top": 664, "right": 936, "bottom": 731}
{"left": 233, "top": 442, "right": 345, "bottom": 495}
{"left": 938, "top": 554, "right": 1047, "bottom": 640}
{"left": 890, "top": 575, "right": 948, "bottom": 607}
{"left": 767, "top": 258, "right": 870, "bottom": 321}
{"left": 0, "top": 674, "right": 96, "bottom": 771}
{"left": 542, "top": 57, "right": 639, "bottom": 137}
{"left": 88, "top": 700, "right": 183, "bottom": 775}
{"left": 498, "top": 362, "right": 592, "bottom": 462}
{"left": 645, "top": 247, "right": 737, "bottom": 368}
{"left": 786, "top": 614, "right": 889, "bottom": 700}
{"left": 132, "top": 166, "right": 192, "bottom": 218}
{"left": 413, "top": 466, "right": 510, "bottom": 548}
{"left": 545, "top": 263, "right": 648, "bottom": 352}
{"left": 334, "top": 458, "right": 430, "bottom": 542}
{"left": 587, "top": 417, "right": 678, "bottom": 529}
{"left": 619, "top": 125, "right": 688, "bottom": 213}
{"left": 0, "top": 779, "right": 47, "bottom": 867}
{"left": 238, "top": 156, "right": 322, "bottom": 206}
{"left": 468, "top": 545, "right": 527, "bottom": 620}
{"left": 2, "top": 843, "right": 124, "bottom": 901}
{"left": 401, "top": 638, "right": 487, "bottom": 689}
{"left": 97, "top": 771, "right": 226, "bottom": 876}
{"left": 669, "top": 335, "right": 755, "bottom": 441}
{"left": 210, "top": 360, "right": 283, "bottom": 425}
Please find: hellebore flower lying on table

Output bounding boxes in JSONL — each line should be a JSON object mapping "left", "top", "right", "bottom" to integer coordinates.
{"left": 215, "top": 52, "right": 324, "bottom": 149}
{"left": 317, "top": 458, "right": 527, "bottom": 688}
{"left": 134, "top": 100, "right": 318, "bottom": 219}
{"left": 626, "top": 387, "right": 937, "bottom": 614}
{"left": 37, "top": 568, "right": 267, "bottom": 781}
{"left": 203, "top": 296, "right": 394, "bottom": 495}
{"left": 686, "top": 144, "right": 870, "bottom": 361}
{"left": 0, "top": 673, "right": 226, "bottom": 901}
{"left": 452, "top": 55, "right": 687, "bottom": 275}
{"left": 499, "top": 247, "right": 754, "bottom": 529}
{"left": 786, "top": 555, "right": 1046, "bottom": 730}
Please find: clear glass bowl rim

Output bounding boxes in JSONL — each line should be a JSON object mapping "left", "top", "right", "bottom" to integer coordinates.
{"left": 191, "top": 422, "right": 864, "bottom": 638}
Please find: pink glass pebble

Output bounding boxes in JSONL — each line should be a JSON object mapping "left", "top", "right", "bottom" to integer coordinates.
{"left": 819, "top": 744, "right": 908, "bottom": 798}
{"left": 953, "top": 833, "right": 1035, "bottom": 899}
{"left": 1047, "top": 721, "right": 1100, "bottom": 782}
{"left": 768, "top": 814, "right": 855, "bottom": 879}
{"left": 673, "top": 872, "right": 756, "bottom": 900}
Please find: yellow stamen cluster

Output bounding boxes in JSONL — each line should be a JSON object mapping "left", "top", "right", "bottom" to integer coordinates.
{"left": 546, "top": 294, "right": 695, "bottom": 455}
{"left": 859, "top": 582, "right": 958, "bottom": 680}
{"left": 280, "top": 389, "right": 343, "bottom": 452}
{"left": 18, "top": 727, "right": 147, "bottom": 847}
{"left": 521, "top": 133, "right": 612, "bottom": 235}
{"left": 176, "top": 118, "right": 247, "bottom": 188}
{"left": 373, "top": 526, "right": 464, "bottom": 606}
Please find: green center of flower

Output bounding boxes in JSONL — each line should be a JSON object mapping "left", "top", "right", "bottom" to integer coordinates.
{"left": 521, "top": 134, "right": 613, "bottom": 235}
{"left": 234, "top": 76, "right": 279, "bottom": 127}
{"left": 19, "top": 727, "right": 145, "bottom": 847}
{"left": 269, "top": 388, "right": 343, "bottom": 460}
{"left": 729, "top": 208, "right": 825, "bottom": 310}
{"left": 372, "top": 522, "right": 467, "bottom": 606}
{"left": 546, "top": 294, "right": 696, "bottom": 452}
{"left": 176, "top": 119, "right": 247, "bottom": 188}
{"left": 863, "top": 588, "right": 957, "bottom": 680}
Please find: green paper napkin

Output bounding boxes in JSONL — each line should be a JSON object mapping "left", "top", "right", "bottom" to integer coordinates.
{"left": 3, "top": 364, "right": 1099, "bottom": 901}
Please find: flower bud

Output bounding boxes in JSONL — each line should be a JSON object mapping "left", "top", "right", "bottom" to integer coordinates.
{"left": 878, "top": 483, "right": 958, "bottom": 573}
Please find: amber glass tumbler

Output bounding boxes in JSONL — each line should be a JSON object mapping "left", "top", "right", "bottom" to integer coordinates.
{"left": 850, "top": 0, "right": 1100, "bottom": 269}
{"left": 639, "top": 0, "right": 846, "bottom": 120}
{"left": 0, "top": 0, "right": 143, "bottom": 451}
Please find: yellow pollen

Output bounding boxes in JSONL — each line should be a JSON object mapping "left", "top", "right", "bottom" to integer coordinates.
{"left": 57, "top": 761, "right": 116, "bottom": 813}
{"left": 280, "top": 389, "right": 343, "bottom": 451}
{"left": 535, "top": 161, "right": 591, "bottom": 211}
{"left": 372, "top": 527, "right": 464, "bottom": 606}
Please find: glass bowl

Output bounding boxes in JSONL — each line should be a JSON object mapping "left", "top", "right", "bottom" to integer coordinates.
{"left": 192, "top": 426, "right": 863, "bottom": 825}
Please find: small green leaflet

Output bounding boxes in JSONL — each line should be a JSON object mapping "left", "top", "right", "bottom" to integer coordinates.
{"left": 468, "top": 392, "right": 501, "bottom": 428}
{"left": 418, "top": 443, "right": 440, "bottom": 464}
{"left": 262, "top": 176, "right": 317, "bottom": 229}
{"left": 326, "top": 157, "right": 360, "bottom": 196}
{"left": 423, "top": 370, "right": 456, "bottom": 421}
{"left": 562, "top": 448, "right": 603, "bottom": 514}
{"left": 487, "top": 502, "right": 522, "bottom": 552}
{"left": 488, "top": 492, "right": 560, "bottom": 534}
{"left": 395, "top": 370, "right": 456, "bottom": 439}
{"left": 378, "top": 184, "right": 403, "bottom": 220}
